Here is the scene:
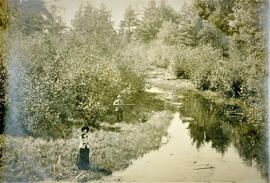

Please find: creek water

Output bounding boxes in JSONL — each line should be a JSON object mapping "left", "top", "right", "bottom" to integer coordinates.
{"left": 108, "top": 84, "right": 268, "bottom": 183}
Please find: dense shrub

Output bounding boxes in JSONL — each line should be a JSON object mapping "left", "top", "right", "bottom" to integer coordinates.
{"left": 146, "top": 41, "right": 174, "bottom": 68}
{"left": 171, "top": 47, "right": 193, "bottom": 79}
{"left": 172, "top": 45, "right": 222, "bottom": 85}
{"left": 5, "top": 27, "right": 145, "bottom": 138}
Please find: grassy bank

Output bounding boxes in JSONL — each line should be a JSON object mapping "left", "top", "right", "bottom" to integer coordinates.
{"left": 0, "top": 111, "right": 173, "bottom": 182}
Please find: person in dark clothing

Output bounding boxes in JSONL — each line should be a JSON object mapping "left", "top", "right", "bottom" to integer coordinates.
{"left": 77, "top": 126, "right": 90, "bottom": 170}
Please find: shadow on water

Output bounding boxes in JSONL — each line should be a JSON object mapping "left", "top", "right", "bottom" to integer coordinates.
{"left": 178, "top": 91, "right": 268, "bottom": 179}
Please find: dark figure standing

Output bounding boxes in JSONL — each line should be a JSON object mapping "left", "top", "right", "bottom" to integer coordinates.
{"left": 78, "top": 126, "right": 90, "bottom": 170}
{"left": 113, "top": 95, "right": 124, "bottom": 122}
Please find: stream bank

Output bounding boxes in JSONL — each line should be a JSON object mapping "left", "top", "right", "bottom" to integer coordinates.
{"left": 97, "top": 67, "right": 267, "bottom": 183}
{"left": 103, "top": 113, "right": 266, "bottom": 183}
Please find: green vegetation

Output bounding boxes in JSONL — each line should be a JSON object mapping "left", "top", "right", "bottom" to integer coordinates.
{"left": 119, "top": 0, "right": 267, "bottom": 177}
{"left": 1, "top": 112, "right": 172, "bottom": 182}
{"left": 0, "top": 0, "right": 8, "bottom": 133}
{"left": 5, "top": 1, "right": 146, "bottom": 138}
{"left": 0, "top": 0, "right": 8, "bottom": 174}
{"left": 3, "top": 0, "right": 265, "bottom": 140}
{"left": 121, "top": 0, "right": 266, "bottom": 125}
{"left": 0, "top": 0, "right": 267, "bottom": 181}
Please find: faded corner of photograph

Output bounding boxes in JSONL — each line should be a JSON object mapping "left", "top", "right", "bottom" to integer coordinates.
{"left": 0, "top": 0, "right": 269, "bottom": 183}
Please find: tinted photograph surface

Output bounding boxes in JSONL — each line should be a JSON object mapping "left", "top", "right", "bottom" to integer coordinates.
{"left": 0, "top": 0, "right": 268, "bottom": 182}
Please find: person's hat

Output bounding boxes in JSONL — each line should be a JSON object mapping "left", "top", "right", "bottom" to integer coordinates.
{"left": 81, "top": 126, "right": 89, "bottom": 132}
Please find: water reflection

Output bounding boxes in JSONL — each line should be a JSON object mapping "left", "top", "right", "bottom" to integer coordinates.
{"left": 179, "top": 92, "right": 268, "bottom": 178}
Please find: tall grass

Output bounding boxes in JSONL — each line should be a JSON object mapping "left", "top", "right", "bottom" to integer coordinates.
{"left": 0, "top": 111, "right": 172, "bottom": 182}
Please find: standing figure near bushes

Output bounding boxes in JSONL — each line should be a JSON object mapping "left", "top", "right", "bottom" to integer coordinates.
{"left": 113, "top": 95, "right": 124, "bottom": 122}
{"left": 77, "top": 126, "right": 90, "bottom": 170}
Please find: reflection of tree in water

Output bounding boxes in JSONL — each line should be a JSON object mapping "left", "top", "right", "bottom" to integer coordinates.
{"left": 182, "top": 93, "right": 231, "bottom": 153}
{"left": 205, "top": 121, "right": 231, "bottom": 154}
{"left": 233, "top": 124, "right": 268, "bottom": 177}
{"left": 187, "top": 122, "right": 206, "bottom": 149}
{"left": 180, "top": 92, "right": 267, "bottom": 177}
{"left": 187, "top": 120, "right": 231, "bottom": 154}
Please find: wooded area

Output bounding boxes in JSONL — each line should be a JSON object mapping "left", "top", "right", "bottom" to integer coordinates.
{"left": 0, "top": 0, "right": 267, "bottom": 181}
{"left": 0, "top": 0, "right": 265, "bottom": 138}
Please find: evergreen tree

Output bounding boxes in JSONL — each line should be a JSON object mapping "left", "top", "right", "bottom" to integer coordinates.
{"left": 158, "top": 0, "right": 179, "bottom": 23}
{"left": 9, "top": 0, "right": 64, "bottom": 35}
{"left": 207, "top": 0, "right": 235, "bottom": 35}
{"left": 120, "top": 5, "right": 138, "bottom": 42}
{"left": 135, "top": 0, "right": 160, "bottom": 42}
{"left": 192, "top": 0, "right": 216, "bottom": 19}
{"left": 72, "top": 3, "right": 118, "bottom": 56}
{"left": 135, "top": 0, "right": 178, "bottom": 42}
{"left": 177, "top": 6, "right": 203, "bottom": 47}
{"left": 229, "top": 0, "right": 266, "bottom": 58}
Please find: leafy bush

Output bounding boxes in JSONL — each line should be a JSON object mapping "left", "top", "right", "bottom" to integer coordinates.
{"left": 172, "top": 45, "right": 222, "bottom": 85}
{"left": 5, "top": 29, "right": 145, "bottom": 138}
{"left": 146, "top": 41, "right": 172, "bottom": 68}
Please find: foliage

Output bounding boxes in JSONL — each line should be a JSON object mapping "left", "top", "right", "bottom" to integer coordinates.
{"left": 146, "top": 41, "right": 177, "bottom": 69}
{"left": 229, "top": 0, "right": 266, "bottom": 58}
{"left": 130, "top": 0, "right": 266, "bottom": 111}
{"left": 0, "top": 0, "right": 267, "bottom": 180}
{"left": 134, "top": 0, "right": 179, "bottom": 42}
{"left": 157, "top": 21, "right": 180, "bottom": 46}
{"left": 5, "top": 4, "right": 145, "bottom": 138}
{"left": 1, "top": 112, "right": 172, "bottom": 182}
{"left": 9, "top": 0, "right": 64, "bottom": 35}
{"left": 172, "top": 43, "right": 265, "bottom": 100}
{"left": 192, "top": 0, "right": 236, "bottom": 35}
{"left": 120, "top": 5, "right": 138, "bottom": 43}
{"left": 0, "top": 0, "right": 8, "bottom": 133}
{"left": 145, "top": 0, "right": 266, "bottom": 126}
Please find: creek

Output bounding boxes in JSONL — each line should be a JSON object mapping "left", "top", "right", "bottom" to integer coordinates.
{"left": 106, "top": 68, "right": 268, "bottom": 183}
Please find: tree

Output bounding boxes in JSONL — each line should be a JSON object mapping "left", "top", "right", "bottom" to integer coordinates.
{"left": 135, "top": 0, "right": 160, "bottom": 42}
{"left": 0, "top": 0, "right": 8, "bottom": 133}
{"left": 177, "top": 6, "right": 204, "bottom": 47}
{"left": 229, "top": 0, "right": 266, "bottom": 58}
{"left": 120, "top": 5, "right": 138, "bottom": 42}
{"left": 158, "top": 0, "right": 179, "bottom": 23}
{"left": 46, "top": 5, "right": 66, "bottom": 35}
{"left": 157, "top": 21, "right": 179, "bottom": 46}
{"left": 192, "top": 0, "right": 216, "bottom": 19}
{"left": 3, "top": 3, "right": 145, "bottom": 138}
{"left": 9, "top": 0, "right": 65, "bottom": 35}
{"left": 72, "top": 3, "right": 118, "bottom": 56}
{"left": 207, "top": 0, "right": 235, "bottom": 35}
{"left": 134, "top": 0, "right": 178, "bottom": 42}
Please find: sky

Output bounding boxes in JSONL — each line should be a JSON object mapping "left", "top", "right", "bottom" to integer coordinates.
{"left": 43, "top": 0, "right": 189, "bottom": 27}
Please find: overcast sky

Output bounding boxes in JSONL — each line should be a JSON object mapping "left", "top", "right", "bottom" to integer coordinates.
{"left": 44, "top": 0, "right": 189, "bottom": 27}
